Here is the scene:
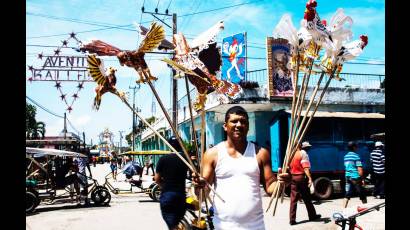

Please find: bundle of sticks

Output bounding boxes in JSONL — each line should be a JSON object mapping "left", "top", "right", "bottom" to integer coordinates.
{"left": 265, "top": 0, "right": 369, "bottom": 216}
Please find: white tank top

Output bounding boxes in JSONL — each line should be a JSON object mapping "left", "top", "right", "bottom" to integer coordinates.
{"left": 212, "top": 141, "right": 265, "bottom": 230}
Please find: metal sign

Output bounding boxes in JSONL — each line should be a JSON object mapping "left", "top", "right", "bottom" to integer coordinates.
{"left": 27, "top": 33, "right": 92, "bottom": 112}
{"left": 221, "top": 32, "right": 247, "bottom": 84}
{"left": 266, "top": 37, "right": 294, "bottom": 98}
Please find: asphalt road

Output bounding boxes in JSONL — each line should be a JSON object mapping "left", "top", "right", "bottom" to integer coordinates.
{"left": 26, "top": 163, "right": 385, "bottom": 230}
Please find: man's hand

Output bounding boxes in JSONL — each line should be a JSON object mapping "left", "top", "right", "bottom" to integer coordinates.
{"left": 277, "top": 167, "right": 291, "bottom": 185}
{"left": 191, "top": 172, "right": 206, "bottom": 188}
{"left": 308, "top": 179, "right": 313, "bottom": 188}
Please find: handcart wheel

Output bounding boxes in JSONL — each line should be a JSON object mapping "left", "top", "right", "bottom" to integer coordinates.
{"left": 150, "top": 184, "right": 161, "bottom": 202}
{"left": 148, "top": 182, "right": 157, "bottom": 189}
{"left": 148, "top": 183, "right": 157, "bottom": 199}
{"left": 26, "top": 191, "right": 39, "bottom": 213}
{"left": 91, "top": 186, "right": 111, "bottom": 205}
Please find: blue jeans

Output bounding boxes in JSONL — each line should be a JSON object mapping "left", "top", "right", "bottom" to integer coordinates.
{"left": 159, "top": 191, "right": 186, "bottom": 229}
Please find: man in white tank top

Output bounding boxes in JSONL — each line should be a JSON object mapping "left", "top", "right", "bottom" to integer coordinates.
{"left": 194, "top": 106, "right": 290, "bottom": 230}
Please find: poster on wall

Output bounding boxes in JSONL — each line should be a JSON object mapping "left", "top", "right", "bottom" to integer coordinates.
{"left": 221, "top": 32, "right": 247, "bottom": 84}
{"left": 266, "top": 37, "right": 294, "bottom": 98}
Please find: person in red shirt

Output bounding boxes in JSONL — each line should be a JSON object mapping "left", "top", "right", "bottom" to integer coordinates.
{"left": 288, "top": 141, "right": 321, "bottom": 225}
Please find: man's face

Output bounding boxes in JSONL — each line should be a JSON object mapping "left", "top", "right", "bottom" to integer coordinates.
{"left": 224, "top": 113, "right": 249, "bottom": 140}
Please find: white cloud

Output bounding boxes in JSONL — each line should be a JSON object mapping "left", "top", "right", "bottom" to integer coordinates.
{"left": 322, "top": 7, "right": 385, "bottom": 29}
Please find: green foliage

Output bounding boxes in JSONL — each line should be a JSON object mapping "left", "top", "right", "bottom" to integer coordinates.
{"left": 26, "top": 102, "right": 46, "bottom": 139}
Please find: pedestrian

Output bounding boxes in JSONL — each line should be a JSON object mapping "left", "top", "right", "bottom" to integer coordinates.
{"left": 193, "top": 106, "right": 290, "bottom": 230}
{"left": 154, "top": 136, "right": 189, "bottom": 230}
{"left": 343, "top": 141, "right": 367, "bottom": 208}
{"left": 145, "top": 155, "right": 155, "bottom": 175}
{"left": 92, "top": 155, "right": 97, "bottom": 167}
{"left": 74, "top": 147, "right": 93, "bottom": 205}
{"left": 370, "top": 141, "right": 385, "bottom": 199}
{"left": 288, "top": 141, "right": 321, "bottom": 225}
{"left": 110, "top": 153, "right": 118, "bottom": 181}
{"left": 117, "top": 156, "right": 123, "bottom": 169}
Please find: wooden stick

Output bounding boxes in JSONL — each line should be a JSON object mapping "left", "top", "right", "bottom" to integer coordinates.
{"left": 184, "top": 76, "right": 200, "bottom": 162}
{"left": 118, "top": 93, "right": 225, "bottom": 202}
{"left": 144, "top": 75, "right": 196, "bottom": 170}
{"left": 292, "top": 74, "right": 334, "bottom": 153}
{"left": 200, "top": 110, "right": 206, "bottom": 160}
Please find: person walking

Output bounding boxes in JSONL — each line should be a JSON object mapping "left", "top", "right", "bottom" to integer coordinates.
{"left": 370, "top": 141, "right": 385, "bottom": 199}
{"left": 145, "top": 155, "right": 155, "bottom": 175}
{"left": 193, "top": 106, "right": 290, "bottom": 230}
{"left": 110, "top": 153, "right": 118, "bottom": 181}
{"left": 154, "top": 136, "right": 189, "bottom": 230}
{"left": 288, "top": 141, "right": 321, "bottom": 225}
{"left": 343, "top": 141, "right": 367, "bottom": 208}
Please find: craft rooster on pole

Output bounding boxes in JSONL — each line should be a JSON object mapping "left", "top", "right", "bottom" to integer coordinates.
{"left": 87, "top": 54, "right": 125, "bottom": 110}
{"left": 80, "top": 22, "right": 165, "bottom": 84}
{"left": 162, "top": 21, "right": 242, "bottom": 111}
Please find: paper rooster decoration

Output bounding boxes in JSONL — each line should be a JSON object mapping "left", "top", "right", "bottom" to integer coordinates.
{"left": 87, "top": 54, "right": 125, "bottom": 110}
{"left": 162, "top": 21, "right": 242, "bottom": 111}
{"left": 80, "top": 22, "right": 165, "bottom": 84}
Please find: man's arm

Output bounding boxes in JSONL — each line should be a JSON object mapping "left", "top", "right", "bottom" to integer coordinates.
{"left": 304, "top": 168, "right": 313, "bottom": 187}
{"left": 154, "top": 172, "right": 162, "bottom": 187}
{"left": 193, "top": 147, "right": 218, "bottom": 196}
{"left": 257, "top": 147, "right": 277, "bottom": 195}
{"left": 258, "top": 147, "right": 291, "bottom": 196}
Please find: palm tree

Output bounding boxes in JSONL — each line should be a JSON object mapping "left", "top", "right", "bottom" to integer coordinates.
{"left": 26, "top": 121, "right": 46, "bottom": 139}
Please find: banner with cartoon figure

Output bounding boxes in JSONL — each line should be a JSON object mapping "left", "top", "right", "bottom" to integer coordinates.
{"left": 222, "top": 32, "right": 247, "bottom": 84}
{"left": 266, "top": 37, "right": 294, "bottom": 97}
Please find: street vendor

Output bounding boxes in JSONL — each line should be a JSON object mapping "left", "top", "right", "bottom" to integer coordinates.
{"left": 193, "top": 106, "right": 291, "bottom": 230}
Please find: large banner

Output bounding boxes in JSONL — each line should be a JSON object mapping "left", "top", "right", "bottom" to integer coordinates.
{"left": 266, "top": 37, "right": 294, "bottom": 97}
{"left": 221, "top": 32, "right": 247, "bottom": 84}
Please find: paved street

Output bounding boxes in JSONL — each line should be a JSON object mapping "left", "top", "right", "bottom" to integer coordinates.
{"left": 26, "top": 164, "right": 385, "bottom": 230}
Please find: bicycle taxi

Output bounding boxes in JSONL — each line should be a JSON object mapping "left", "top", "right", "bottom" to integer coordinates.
{"left": 26, "top": 147, "right": 111, "bottom": 213}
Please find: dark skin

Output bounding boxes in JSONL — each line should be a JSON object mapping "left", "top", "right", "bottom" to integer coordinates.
{"left": 194, "top": 113, "right": 290, "bottom": 196}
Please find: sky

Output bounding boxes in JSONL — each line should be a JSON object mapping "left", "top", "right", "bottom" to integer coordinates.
{"left": 26, "top": 0, "right": 385, "bottom": 147}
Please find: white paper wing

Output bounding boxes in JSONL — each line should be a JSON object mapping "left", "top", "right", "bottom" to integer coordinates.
{"left": 329, "top": 8, "right": 353, "bottom": 44}
{"left": 273, "top": 14, "right": 298, "bottom": 46}
{"left": 190, "top": 21, "right": 224, "bottom": 49}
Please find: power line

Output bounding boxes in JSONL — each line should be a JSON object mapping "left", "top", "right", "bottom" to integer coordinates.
{"left": 26, "top": 96, "right": 64, "bottom": 119}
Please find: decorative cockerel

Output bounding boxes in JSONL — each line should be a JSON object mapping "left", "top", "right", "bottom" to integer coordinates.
{"left": 87, "top": 54, "right": 125, "bottom": 110}
{"left": 321, "top": 35, "right": 368, "bottom": 78}
{"left": 80, "top": 22, "right": 165, "bottom": 84}
{"left": 162, "top": 21, "right": 242, "bottom": 111}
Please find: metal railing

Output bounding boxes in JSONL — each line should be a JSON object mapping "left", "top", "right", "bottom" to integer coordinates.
{"left": 245, "top": 69, "right": 385, "bottom": 89}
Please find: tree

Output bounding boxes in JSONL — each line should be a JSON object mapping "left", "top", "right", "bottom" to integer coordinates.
{"left": 26, "top": 102, "right": 46, "bottom": 139}
{"left": 26, "top": 102, "right": 37, "bottom": 134}
{"left": 27, "top": 121, "right": 46, "bottom": 139}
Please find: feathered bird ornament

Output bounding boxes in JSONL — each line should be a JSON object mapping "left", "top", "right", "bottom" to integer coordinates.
{"left": 319, "top": 8, "right": 354, "bottom": 79}
{"left": 80, "top": 22, "right": 165, "bottom": 84}
{"left": 87, "top": 54, "right": 125, "bottom": 110}
{"left": 162, "top": 21, "right": 242, "bottom": 111}
{"left": 320, "top": 35, "right": 368, "bottom": 79}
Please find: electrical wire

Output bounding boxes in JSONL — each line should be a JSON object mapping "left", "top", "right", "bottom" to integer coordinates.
{"left": 26, "top": 96, "right": 64, "bottom": 119}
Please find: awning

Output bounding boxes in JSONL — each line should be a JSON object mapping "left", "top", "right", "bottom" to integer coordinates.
{"left": 120, "top": 150, "right": 173, "bottom": 155}
{"left": 26, "top": 147, "right": 87, "bottom": 158}
{"left": 285, "top": 110, "right": 385, "bottom": 119}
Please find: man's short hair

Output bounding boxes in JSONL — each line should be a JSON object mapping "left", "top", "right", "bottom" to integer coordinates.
{"left": 347, "top": 141, "right": 358, "bottom": 151}
{"left": 225, "top": 106, "right": 249, "bottom": 122}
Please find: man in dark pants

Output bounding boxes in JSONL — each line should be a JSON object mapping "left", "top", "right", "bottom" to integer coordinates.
{"left": 343, "top": 141, "right": 367, "bottom": 208}
{"left": 289, "top": 141, "right": 321, "bottom": 225}
{"left": 154, "top": 136, "right": 188, "bottom": 230}
{"left": 370, "top": 141, "right": 385, "bottom": 199}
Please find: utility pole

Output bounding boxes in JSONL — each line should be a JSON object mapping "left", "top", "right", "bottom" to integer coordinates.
{"left": 63, "top": 112, "right": 67, "bottom": 139}
{"left": 141, "top": 7, "right": 177, "bottom": 132}
{"left": 172, "top": 13, "right": 178, "bottom": 132}
{"left": 82, "top": 132, "right": 86, "bottom": 148}
{"left": 129, "top": 84, "right": 141, "bottom": 151}
{"left": 119, "top": 131, "right": 124, "bottom": 154}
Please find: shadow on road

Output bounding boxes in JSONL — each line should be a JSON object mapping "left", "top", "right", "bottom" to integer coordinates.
{"left": 139, "top": 200, "right": 158, "bottom": 203}
{"left": 294, "top": 217, "right": 332, "bottom": 225}
{"left": 27, "top": 203, "right": 110, "bottom": 215}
